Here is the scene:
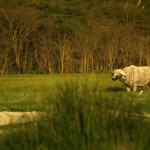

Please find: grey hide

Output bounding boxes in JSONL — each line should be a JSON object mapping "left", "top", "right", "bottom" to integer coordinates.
{"left": 112, "top": 65, "right": 150, "bottom": 92}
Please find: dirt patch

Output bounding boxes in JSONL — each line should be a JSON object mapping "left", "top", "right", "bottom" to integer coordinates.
{"left": 0, "top": 111, "right": 45, "bottom": 126}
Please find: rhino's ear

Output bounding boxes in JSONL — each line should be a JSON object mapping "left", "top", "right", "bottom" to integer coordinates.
{"left": 118, "top": 69, "right": 127, "bottom": 76}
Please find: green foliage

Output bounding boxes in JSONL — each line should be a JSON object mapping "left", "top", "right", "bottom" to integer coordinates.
{"left": 0, "top": 0, "right": 149, "bottom": 73}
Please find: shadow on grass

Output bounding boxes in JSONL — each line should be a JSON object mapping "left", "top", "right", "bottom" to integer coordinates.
{"left": 106, "top": 86, "right": 125, "bottom": 92}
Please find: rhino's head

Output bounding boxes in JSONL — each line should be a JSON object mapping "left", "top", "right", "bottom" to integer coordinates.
{"left": 112, "top": 69, "right": 127, "bottom": 82}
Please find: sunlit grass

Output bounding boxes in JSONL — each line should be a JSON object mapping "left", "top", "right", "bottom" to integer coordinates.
{"left": 0, "top": 74, "right": 149, "bottom": 112}
{"left": 0, "top": 75, "right": 150, "bottom": 150}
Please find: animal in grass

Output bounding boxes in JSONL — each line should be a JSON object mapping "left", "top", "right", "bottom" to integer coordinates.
{"left": 112, "top": 65, "right": 150, "bottom": 92}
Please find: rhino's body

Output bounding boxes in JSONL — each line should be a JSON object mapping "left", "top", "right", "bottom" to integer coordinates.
{"left": 112, "top": 65, "right": 150, "bottom": 92}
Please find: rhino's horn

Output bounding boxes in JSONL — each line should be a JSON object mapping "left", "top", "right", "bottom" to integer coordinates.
{"left": 118, "top": 69, "right": 127, "bottom": 76}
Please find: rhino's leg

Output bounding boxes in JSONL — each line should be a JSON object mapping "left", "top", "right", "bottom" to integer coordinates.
{"left": 133, "top": 86, "right": 137, "bottom": 92}
{"left": 146, "top": 83, "right": 150, "bottom": 89}
{"left": 146, "top": 85, "right": 150, "bottom": 89}
{"left": 125, "top": 85, "right": 131, "bottom": 92}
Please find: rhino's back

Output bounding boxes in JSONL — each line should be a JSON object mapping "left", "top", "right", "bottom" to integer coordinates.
{"left": 123, "top": 65, "right": 150, "bottom": 86}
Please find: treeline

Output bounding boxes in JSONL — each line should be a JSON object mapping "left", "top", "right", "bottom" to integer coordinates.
{"left": 0, "top": 0, "right": 149, "bottom": 74}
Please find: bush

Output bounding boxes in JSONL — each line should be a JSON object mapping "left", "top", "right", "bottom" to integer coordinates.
{"left": 0, "top": 81, "right": 150, "bottom": 150}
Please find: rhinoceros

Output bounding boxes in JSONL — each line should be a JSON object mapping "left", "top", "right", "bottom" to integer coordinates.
{"left": 112, "top": 65, "right": 150, "bottom": 92}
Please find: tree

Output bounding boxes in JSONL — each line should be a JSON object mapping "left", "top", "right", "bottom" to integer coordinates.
{"left": 0, "top": 0, "right": 149, "bottom": 73}
{"left": 0, "top": 6, "right": 38, "bottom": 73}
{"left": 34, "top": 20, "right": 55, "bottom": 74}
{"left": 57, "top": 34, "right": 72, "bottom": 74}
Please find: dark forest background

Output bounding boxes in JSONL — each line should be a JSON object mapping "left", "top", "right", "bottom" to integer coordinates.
{"left": 0, "top": 0, "right": 149, "bottom": 74}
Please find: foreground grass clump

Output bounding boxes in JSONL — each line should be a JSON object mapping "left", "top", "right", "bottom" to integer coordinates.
{"left": 0, "top": 81, "right": 150, "bottom": 150}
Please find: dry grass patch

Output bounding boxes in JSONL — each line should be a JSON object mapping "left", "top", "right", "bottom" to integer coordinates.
{"left": 0, "top": 111, "right": 45, "bottom": 126}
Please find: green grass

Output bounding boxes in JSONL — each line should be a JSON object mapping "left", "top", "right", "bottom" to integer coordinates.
{"left": 0, "top": 74, "right": 149, "bottom": 112}
{"left": 0, "top": 74, "right": 111, "bottom": 111}
{"left": 0, "top": 74, "right": 150, "bottom": 150}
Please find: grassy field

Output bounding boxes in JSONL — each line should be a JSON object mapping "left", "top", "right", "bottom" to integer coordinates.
{"left": 0, "top": 74, "right": 150, "bottom": 150}
{"left": 0, "top": 74, "right": 114, "bottom": 111}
